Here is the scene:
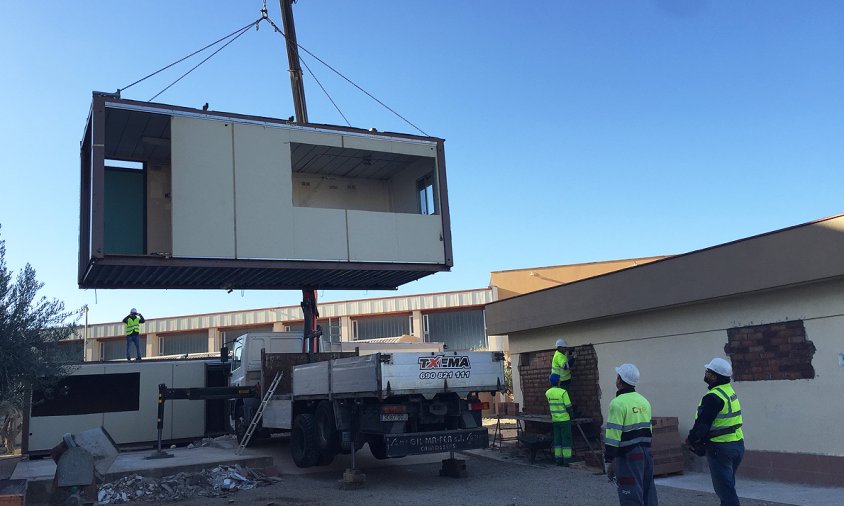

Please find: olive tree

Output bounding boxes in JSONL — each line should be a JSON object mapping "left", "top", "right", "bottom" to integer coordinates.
{"left": 0, "top": 226, "right": 77, "bottom": 452}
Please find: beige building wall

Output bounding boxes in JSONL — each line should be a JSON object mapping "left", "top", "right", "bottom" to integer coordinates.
{"left": 507, "top": 278, "right": 844, "bottom": 457}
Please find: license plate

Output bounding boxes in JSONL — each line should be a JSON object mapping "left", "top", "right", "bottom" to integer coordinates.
{"left": 380, "top": 414, "right": 409, "bottom": 422}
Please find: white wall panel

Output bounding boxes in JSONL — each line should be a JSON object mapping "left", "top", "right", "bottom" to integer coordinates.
{"left": 171, "top": 116, "right": 235, "bottom": 258}
{"left": 102, "top": 362, "right": 174, "bottom": 443}
{"left": 289, "top": 129, "right": 343, "bottom": 147}
{"left": 171, "top": 362, "right": 206, "bottom": 439}
{"left": 342, "top": 135, "right": 436, "bottom": 157}
{"left": 347, "top": 210, "right": 398, "bottom": 262}
{"left": 396, "top": 213, "right": 444, "bottom": 263}
{"left": 233, "top": 124, "right": 294, "bottom": 259}
{"left": 292, "top": 207, "right": 348, "bottom": 261}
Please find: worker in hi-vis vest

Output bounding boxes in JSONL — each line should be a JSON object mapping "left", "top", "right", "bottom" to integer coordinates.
{"left": 686, "top": 358, "right": 744, "bottom": 506}
{"left": 604, "top": 363, "right": 657, "bottom": 506}
{"left": 122, "top": 308, "right": 145, "bottom": 361}
{"left": 545, "top": 375, "right": 573, "bottom": 466}
{"left": 550, "top": 338, "right": 577, "bottom": 390}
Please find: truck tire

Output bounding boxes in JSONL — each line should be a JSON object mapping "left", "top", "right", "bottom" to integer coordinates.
{"left": 368, "top": 437, "right": 389, "bottom": 460}
{"left": 315, "top": 401, "right": 338, "bottom": 465}
{"left": 291, "top": 414, "right": 320, "bottom": 468}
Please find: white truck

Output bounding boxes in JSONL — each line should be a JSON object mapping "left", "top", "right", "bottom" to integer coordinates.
{"left": 228, "top": 332, "right": 504, "bottom": 468}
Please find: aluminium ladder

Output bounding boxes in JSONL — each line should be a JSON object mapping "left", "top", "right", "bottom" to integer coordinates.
{"left": 236, "top": 370, "right": 283, "bottom": 454}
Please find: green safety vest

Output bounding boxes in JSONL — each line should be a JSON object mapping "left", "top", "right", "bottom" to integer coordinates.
{"left": 545, "top": 386, "right": 572, "bottom": 422}
{"left": 125, "top": 316, "right": 142, "bottom": 335}
{"left": 698, "top": 383, "right": 743, "bottom": 443}
{"left": 551, "top": 350, "right": 571, "bottom": 382}
{"left": 604, "top": 391, "right": 652, "bottom": 450}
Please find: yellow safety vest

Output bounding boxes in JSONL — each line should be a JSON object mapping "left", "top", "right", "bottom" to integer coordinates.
{"left": 125, "top": 316, "right": 142, "bottom": 335}
{"left": 698, "top": 383, "right": 743, "bottom": 443}
{"left": 605, "top": 391, "right": 652, "bottom": 450}
{"left": 545, "top": 386, "right": 572, "bottom": 422}
{"left": 551, "top": 350, "right": 571, "bottom": 382}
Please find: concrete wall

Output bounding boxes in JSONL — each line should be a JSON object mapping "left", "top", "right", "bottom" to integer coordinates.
{"left": 508, "top": 278, "right": 844, "bottom": 458}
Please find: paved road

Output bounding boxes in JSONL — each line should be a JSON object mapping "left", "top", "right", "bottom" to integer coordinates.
{"left": 178, "top": 449, "right": 786, "bottom": 506}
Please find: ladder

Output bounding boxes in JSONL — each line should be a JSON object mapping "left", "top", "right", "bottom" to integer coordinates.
{"left": 236, "top": 371, "right": 283, "bottom": 454}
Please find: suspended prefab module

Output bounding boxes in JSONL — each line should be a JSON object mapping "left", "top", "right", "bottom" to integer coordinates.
{"left": 79, "top": 92, "right": 453, "bottom": 290}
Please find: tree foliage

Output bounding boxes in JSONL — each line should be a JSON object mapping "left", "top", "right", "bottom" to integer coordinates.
{"left": 0, "top": 226, "right": 78, "bottom": 411}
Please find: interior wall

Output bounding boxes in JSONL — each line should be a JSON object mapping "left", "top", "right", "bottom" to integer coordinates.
{"left": 507, "top": 278, "right": 844, "bottom": 457}
{"left": 292, "top": 174, "right": 390, "bottom": 212}
{"left": 389, "top": 158, "right": 438, "bottom": 214}
{"left": 146, "top": 163, "right": 171, "bottom": 255}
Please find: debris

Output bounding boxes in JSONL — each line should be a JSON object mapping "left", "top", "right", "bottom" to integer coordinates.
{"left": 96, "top": 464, "right": 272, "bottom": 503}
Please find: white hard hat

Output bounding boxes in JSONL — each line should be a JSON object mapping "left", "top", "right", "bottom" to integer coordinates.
{"left": 705, "top": 357, "right": 732, "bottom": 377}
{"left": 615, "top": 363, "right": 640, "bottom": 387}
{"left": 555, "top": 338, "right": 568, "bottom": 348}
{"left": 131, "top": 308, "right": 137, "bottom": 313}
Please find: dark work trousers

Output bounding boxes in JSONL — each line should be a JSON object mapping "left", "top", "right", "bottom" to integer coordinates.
{"left": 126, "top": 333, "right": 142, "bottom": 360}
{"left": 615, "top": 446, "right": 658, "bottom": 506}
{"left": 706, "top": 440, "right": 745, "bottom": 506}
{"left": 551, "top": 420, "right": 572, "bottom": 463}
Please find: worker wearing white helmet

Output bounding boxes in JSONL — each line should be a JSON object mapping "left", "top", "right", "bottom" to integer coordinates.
{"left": 550, "top": 338, "right": 577, "bottom": 390}
{"left": 604, "top": 363, "right": 657, "bottom": 505}
{"left": 686, "top": 357, "right": 744, "bottom": 506}
{"left": 122, "top": 308, "right": 145, "bottom": 361}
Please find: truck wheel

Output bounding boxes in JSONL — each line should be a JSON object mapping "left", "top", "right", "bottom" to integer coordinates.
{"left": 368, "top": 437, "right": 389, "bottom": 460}
{"left": 235, "top": 417, "right": 247, "bottom": 444}
{"left": 291, "top": 414, "right": 320, "bottom": 468}
{"left": 315, "top": 401, "right": 338, "bottom": 465}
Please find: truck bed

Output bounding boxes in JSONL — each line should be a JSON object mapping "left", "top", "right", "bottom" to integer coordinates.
{"left": 292, "top": 352, "right": 504, "bottom": 399}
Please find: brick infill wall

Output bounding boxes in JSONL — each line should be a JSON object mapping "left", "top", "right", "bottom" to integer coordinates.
{"left": 518, "top": 345, "right": 603, "bottom": 438}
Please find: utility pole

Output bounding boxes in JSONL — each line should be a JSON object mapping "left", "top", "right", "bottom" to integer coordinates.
{"left": 82, "top": 304, "right": 89, "bottom": 361}
{"left": 280, "top": 0, "right": 308, "bottom": 124}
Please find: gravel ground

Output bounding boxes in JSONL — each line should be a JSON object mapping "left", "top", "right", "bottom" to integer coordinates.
{"left": 174, "top": 452, "right": 787, "bottom": 506}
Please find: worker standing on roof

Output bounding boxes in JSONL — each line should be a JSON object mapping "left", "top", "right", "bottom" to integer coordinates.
{"left": 686, "top": 358, "right": 744, "bottom": 506}
{"left": 122, "top": 308, "right": 145, "bottom": 361}
{"left": 550, "top": 338, "right": 577, "bottom": 390}
{"left": 604, "top": 363, "right": 658, "bottom": 506}
{"left": 545, "top": 375, "right": 573, "bottom": 466}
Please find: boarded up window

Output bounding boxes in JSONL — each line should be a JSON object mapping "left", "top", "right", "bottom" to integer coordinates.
{"left": 353, "top": 315, "right": 411, "bottom": 340}
{"left": 725, "top": 320, "right": 816, "bottom": 381}
{"left": 160, "top": 332, "right": 209, "bottom": 356}
{"left": 425, "top": 309, "right": 486, "bottom": 351}
{"left": 101, "top": 337, "right": 146, "bottom": 361}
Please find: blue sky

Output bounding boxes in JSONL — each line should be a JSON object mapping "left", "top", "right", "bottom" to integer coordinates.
{"left": 1, "top": 1, "right": 842, "bottom": 324}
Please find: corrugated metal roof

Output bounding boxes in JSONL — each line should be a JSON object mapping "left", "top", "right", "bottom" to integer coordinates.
{"left": 81, "top": 288, "right": 493, "bottom": 340}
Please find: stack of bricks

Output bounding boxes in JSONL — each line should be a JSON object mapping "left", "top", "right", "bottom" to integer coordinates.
{"left": 496, "top": 401, "right": 520, "bottom": 417}
{"left": 651, "top": 416, "right": 684, "bottom": 476}
{"left": 725, "top": 320, "right": 816, "bottom": 381}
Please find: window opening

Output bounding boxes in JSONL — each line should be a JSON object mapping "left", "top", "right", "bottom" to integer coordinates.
{"left": 417, "top": 172, "right": 436, "bottom": 215}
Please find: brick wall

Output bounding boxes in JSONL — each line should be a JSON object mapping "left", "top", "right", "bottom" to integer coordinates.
{"left": 725, "top": 320, "right": 816, "bottom": 381}
{"left": 517, "top": 345, "right": 603, "bottom": 426}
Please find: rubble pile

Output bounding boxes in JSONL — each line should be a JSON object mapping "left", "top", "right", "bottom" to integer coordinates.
{"left": 186, "top": 434, "right": 239, "bottom": 450}
{"left": 97, "top": 464, "right": 278, "bottom": 503}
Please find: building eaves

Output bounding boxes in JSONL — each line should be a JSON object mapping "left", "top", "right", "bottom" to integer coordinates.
{"left": 485, "top": 214, "right": 844, "bottom": 335}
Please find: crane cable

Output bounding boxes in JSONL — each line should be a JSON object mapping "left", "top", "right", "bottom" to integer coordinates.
{"left": 116, "top": 4, "right": 428, "bottom": 136}
{"left": 262, "top": 9, "right": 428, "bottom": 136}
{"left": 261, "top": 14, "right": 351, "bottom": 127}
{"left": 148, "top": 21, "right": 258, "bottom": 102}
{"left": 118, "top": 18, "right": 262, "bottom": 95}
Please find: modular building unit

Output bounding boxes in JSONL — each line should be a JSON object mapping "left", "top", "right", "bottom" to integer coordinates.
{"left": 24, "top": 359, "right": 228, "bottom": 455}
{"left": 79, "top": 93, "right": 453, "bottom": 290}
